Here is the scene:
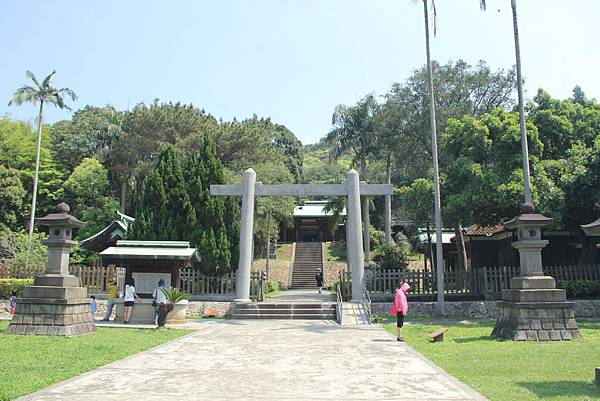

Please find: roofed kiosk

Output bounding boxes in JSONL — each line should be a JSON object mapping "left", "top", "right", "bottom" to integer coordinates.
{"left": 100, "top": 240, "right": 199, "bottom": 295}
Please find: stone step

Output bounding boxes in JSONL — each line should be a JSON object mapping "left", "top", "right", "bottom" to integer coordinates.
{"left": 231, "top": 302, "right": 336, "bottom": 320}
{"left": 234, "top": 308, "right": 335, "bottom": 315}
{"left": 231, "top": 313, "right": 335, "bottom": 320}
{"left": 235, "top": 303, "right": 334, "bottom": 309}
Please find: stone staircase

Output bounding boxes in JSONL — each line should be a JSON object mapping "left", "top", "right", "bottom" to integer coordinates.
{"left": 230, "top": 303, "right": 336, "bottom": 320}
{"left": 291, "top": 242, "right": 323, "bottom": 289}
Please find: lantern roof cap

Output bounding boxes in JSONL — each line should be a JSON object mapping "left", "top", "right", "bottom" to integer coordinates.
{"left": 503, "top": 212, "right": 553, "bottom": 230}
{"left": 36, "top": 203, "right": 85, "bottom": 228}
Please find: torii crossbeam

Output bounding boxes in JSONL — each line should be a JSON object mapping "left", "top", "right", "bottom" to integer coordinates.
{"left": 210, "top": 168, "right": 393, "bottom": 302}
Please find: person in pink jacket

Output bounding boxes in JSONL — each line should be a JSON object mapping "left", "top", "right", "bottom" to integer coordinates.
{"left": 390, "top": 282, "right": 411, "bottom": 341}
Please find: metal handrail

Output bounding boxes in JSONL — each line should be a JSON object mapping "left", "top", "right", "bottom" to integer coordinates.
{"left": 361, "top": 279, "right": 372, "bottom": 324}
{"left": 336, "top": 282, "right": 343, "bottom": 325}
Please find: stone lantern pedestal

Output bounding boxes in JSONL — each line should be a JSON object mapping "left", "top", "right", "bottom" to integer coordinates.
{"left": 7, "top": 203, "right": 96, "bottom": 336}
{"left": 492, "top": 205, "right": 581, "bottom": 341}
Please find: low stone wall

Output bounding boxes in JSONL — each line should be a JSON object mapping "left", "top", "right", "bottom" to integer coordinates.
{"left": 2, "top": 299, "right": 235, "bottom": 319}
{"left": 325, "top": 261, "right": 347, "bottom": 288}
{"left": 186, "top": 301, "right": 234, "bottom": 317}
{"left": 372, "top": 299, "right": 600, "bottom": 319}
{"left": 253, "top": 260, "right": 290, "bottom": 288}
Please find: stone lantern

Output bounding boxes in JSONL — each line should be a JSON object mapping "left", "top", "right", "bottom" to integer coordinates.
{"left": 7, "top": 203, "right": 96, "bottom": 336}
{"left": 492, "top": 204, "right": 581, "bottom": 341}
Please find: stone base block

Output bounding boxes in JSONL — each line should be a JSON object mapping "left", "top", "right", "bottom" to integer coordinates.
{"left": 501, "top": 288, "right": 566, "bottom": 302}
{"left": 510, "top": 276, "right": 556, "bottom": 289}
{"left": 33, "top": 274, "right": 81, "bottom": 287}
{"left": 492, "top": 300, "right": 581, "bottom": 341}
{"left": 6, "top": 296, "right": 95, "bottom": 337}
{"left": 23, "top": 285, "right": 87, "bottom": 299}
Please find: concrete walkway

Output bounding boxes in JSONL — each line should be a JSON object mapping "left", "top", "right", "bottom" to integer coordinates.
{"left": 264, "top": 288, "right": 335, "bottom": 303}
{"left": 19, "top": 320, "right": 487, "bottom": 401}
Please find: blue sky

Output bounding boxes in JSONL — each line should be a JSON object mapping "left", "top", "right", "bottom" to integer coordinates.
{"left": 1, "top": 1, "right": 599, "bottom": 145}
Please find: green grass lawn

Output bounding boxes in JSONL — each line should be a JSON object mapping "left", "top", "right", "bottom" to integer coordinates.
{"left": 0, "top": 321, "right": 191, "bottom": 401}
{"left": 382, "top": 320, "right": 600, "bottom": 401}
{"left": 255, "top": 243, "right": 294, "bottom": 262}
{"left": 324, "top": 242, "right": 347, "bottom": 262}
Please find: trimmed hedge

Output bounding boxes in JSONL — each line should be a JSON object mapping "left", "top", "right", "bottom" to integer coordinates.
{"left": 0, "top": 278, "right": 33, "bottom": 299}
{"left": 557, "top": 280, "right": 600, "bottom": 299}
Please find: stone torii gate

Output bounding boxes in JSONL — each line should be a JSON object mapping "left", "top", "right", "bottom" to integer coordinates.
{"left": 211, "top": 168, "right": 393, "bottom": 303}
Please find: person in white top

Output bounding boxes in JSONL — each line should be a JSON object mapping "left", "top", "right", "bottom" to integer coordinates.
{"left": 123, "top": 277, "right": 141, "bottom": 324}
{"left": 152, "top": 278, "right": 168, "bottom": 325}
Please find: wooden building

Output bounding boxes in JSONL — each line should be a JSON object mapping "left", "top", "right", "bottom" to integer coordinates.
{"left": 279, "top": 200, "right": 346, "bottom": 242}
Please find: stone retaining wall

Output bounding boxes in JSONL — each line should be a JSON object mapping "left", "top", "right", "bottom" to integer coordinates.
{"left": 372, "top": 299, "right": 600, "bottom": 319}
{"left": 252, "top": 260, "right": 290, "bottom": 288}
{"left": 324, "top": 261, "right": 347, "bottom": 288}
{"left": 4, "top": 299, "right": 598, "bottom": 321}
{"left": 186, "top": 301, "right": 234, "bottom": 317}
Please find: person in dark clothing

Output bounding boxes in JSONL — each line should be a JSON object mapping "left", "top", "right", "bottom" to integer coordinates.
{"left": 315, "top": 268, "right": 324, "bottom": 294}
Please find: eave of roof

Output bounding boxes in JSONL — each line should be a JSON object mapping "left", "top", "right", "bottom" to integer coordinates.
{"left": 463, "top": 224, "right": 505, "bottom": 237}
{"left": 79, "top": 220, "right": 127, "bottom": 250}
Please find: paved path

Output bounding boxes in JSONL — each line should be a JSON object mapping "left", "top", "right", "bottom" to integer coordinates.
{"left": 19, "top": 320, "right": 487, "bottom": 401}
{"left": 264, "top": 288, "right": 336, "bottom": 303}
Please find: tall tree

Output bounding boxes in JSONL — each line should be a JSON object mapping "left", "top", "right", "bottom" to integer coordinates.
{"left": 109, "top": 100, "right": 218, "bottom": 213}
{"left": 382, "top": 59, "right": 516, "bottom": 180}
{"left": 374, "top": 102, "right": 406, "bottom": 245}
{"left": 0, "top": 118, "right": 64, "bottom": 226}
{"left": 415, "top": 0, "right": 445, "bottom": 314}
{"left": 129, "top": 145, "right": 196, "bottom": 241}
{"left": 62, "top": 157, "right": 120, "bottom": 240}
{"left": 8, "top": 70, "right": 77, "bottom": 257}
{"left": 184, "top": 134, "right": 238, "bottom": 274}
{"left": 50, "top": 106, "right": 123, "bottom": 171}
{"left": 481, "top": 0, "right": 532, "bottom": 206}
{"left": 326, "top": 94, "right": 379, "bottom": 263}
{"left": 0, "top": 165, "right": 26, "bottom": 231}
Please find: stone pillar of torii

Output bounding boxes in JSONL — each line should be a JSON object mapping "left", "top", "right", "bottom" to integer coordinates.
{"left": 210, "top": 168, "right": 393, "bottom": 302}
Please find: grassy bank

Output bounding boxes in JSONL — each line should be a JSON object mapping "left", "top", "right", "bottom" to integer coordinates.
{"left": 382, "top": 320, "right": 600, "bottom": 401}
{"left": 0, "top": 321, "right": 191, "bottom": 401}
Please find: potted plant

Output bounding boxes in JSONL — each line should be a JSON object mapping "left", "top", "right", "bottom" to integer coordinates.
{"left": 157, "top": 287, "right": 189, "bottom": 327}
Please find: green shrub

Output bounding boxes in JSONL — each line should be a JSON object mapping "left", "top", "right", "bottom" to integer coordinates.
{"left": 159, "top": 287, "right": 189, "bottom": 303}
{"left": 266, "top": 280, "right": 281, "bottom": 293}
{"left": 557, "top": 280, "right": 600, "bottom": 299}
{"left": 369, "top": 225, "right": 386, "bottom": 250}
{"left": 0, "top": 278, "right": 33, "bottom": 298}
{"left": 372, "top": 244, "right": 409, "bottom": 271}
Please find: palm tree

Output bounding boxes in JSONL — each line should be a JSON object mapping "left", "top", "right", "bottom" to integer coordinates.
{"left": 479, "top": 1, "right": 532, "bottom": 207}
{"left": 414, "top": 0, "right": 445, "bottom": 315}
{"left": 326, "top": 94, "right": 378, "bottom": 263}
{"left": 9, "top": 70, "right": 77, "bottom": 257}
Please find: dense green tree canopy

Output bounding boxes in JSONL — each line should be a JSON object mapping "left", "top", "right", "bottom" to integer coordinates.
{"left": 62, "top": 157, "right": 120, "bottom": 240}
{"left": 50, "top": 106, "right": 123, "bottom": 171}
{"left": 0, "top": 165, "right": 26, "bottom": 230}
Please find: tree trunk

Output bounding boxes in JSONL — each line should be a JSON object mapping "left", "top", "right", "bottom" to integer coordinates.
{"left": 265, "top": 210, "right": 271, "bottom": 281}
{"left": 360, "top": 159, "right": 370, "bottom": 264}
{"left": 511, "top": 0, "right": 533, "bottom": 207}
{"left": 458, "top": 222, "right": 467, "bottom": 269}
{"left": 27, "top": 101, "right": 44, "bottom": 259}
{"left": 120, "top": 178, "right": 127, "bottom": 213}
{"left": 423, "top": 0, "right": 445, "bottom": 314}
{"left": 426, "top": 222, "right": 434, "bottom": 271}
{"left": 384, "top": 153, "right": 393, "bottom": 245}
{"left": 454, "top": 226, "right": 466, "bottom": 271}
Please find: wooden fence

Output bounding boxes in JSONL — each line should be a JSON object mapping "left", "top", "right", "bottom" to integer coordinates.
{"left": 0, "top": 263, "right": 45, "bottom": 279}
{"left": 1, "top": 262, "right": 267, "bottom": 301}
{"left": 179, "top": 269, "right": 236, "bottom": 295}
{"left": 179, "top": 268, "right": 266, "bottom": 301}
{"left": 341, "top": 265, "right": 600, "bottom": 300}
{"left": 0, "top": 262, "right": 121, "bottom": 292}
